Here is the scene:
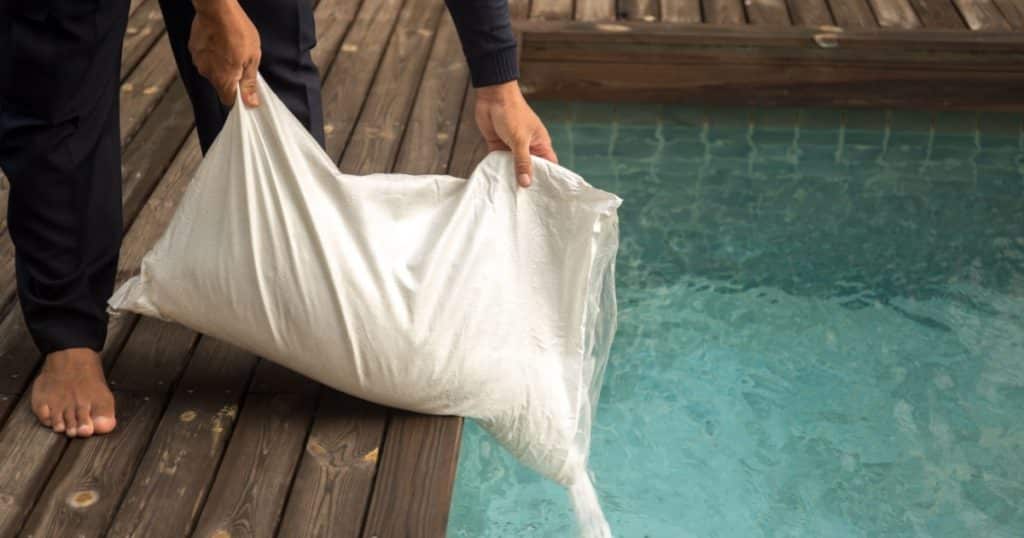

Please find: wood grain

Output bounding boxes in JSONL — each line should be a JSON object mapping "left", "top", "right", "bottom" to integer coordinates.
{"left": 618, "top": 0, "right": 661, "bottom": 20}
{"left": 576, "top": 0, "right": 617, "bottom": 19}
{"left": 321, "top": 0, "right": 406, "bottom": 161}
{"left": 747, "top": 0, "right": 793, "bottom": 24}
{"left": 868, "top": 0, "right": 923, "bottom": 27}
{"left": 338, "top": 0, "right": 446, "bottom": 174}
{"left": 360, "top": 412, "right": 463, "bottom": 538}
{"left": 276, "top": 391, "right": 387, "bottom": 538}
{"left": 953, "top": 0, "right": 1012, "bottom": 28}
{"left": 119, "top": 37, "right": 179, "bottom": 147}
{"left": 530, "top": 0, "right": 573, "bottom": 19}
{"left": 703, "top": 0, "right": 747, "bottom": 23}
{"left": 827, "top": 0, "right": 880, "bottom": 27}
{"left": 448, "top": 88, "right": 490, "bottom": 178}
{"left": 191, "top": 392, "right": 315, "bottom": 538}
{"left": 993, "top": 0, "right": 1024, "bottom": 26}
{"left": 787, "top": 0, "right": 834, "bottom": 25}
{"left": 393, "top": 14, "right": 469, "bottom": 175}
{"left": 120, "top": 0, "right": 165, "bottom": 79}
{"left": 0, "top": 397, "right": 67, "bottom": 535}
{"left": 106, "top": 337, "right": 257, "bottom": 538}
{"left": 18, "top": 394, "right": 165, "bottom": 538}
{"left": 908, "top": 0, "right": 969, "bottom": 27}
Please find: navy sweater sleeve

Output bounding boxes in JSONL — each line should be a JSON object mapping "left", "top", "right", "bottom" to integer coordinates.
{"left": 444, "top": 0, "right": 519, "bottom": 87}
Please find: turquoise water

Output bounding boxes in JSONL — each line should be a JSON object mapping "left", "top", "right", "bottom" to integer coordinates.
{"left": 446, "top": 104, "right": 1024, "bottom": 537}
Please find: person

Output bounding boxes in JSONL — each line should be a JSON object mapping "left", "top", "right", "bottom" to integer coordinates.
{"left": 0, "top": 0, "right": 558, "bottom": 438}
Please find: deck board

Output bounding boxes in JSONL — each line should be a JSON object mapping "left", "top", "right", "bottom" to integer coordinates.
{"left": 954, "top": 0, "right": 1013, "bottom": 28}
{"left": 909, "top": 0, "right": 969, "bottom": 28}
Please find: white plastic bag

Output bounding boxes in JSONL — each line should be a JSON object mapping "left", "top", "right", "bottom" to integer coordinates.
{"left": 109, "top": 77, "right": 621, "bottom": 536}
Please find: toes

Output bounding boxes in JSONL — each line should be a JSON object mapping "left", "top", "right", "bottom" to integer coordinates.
{"left": 33, "top": 403, "right": 53, "bottom": 427}
{"left": 64, "top": 407, "right": 78, "bottom": 438}
{"left": 92, "top": 398, "right": 117, "bottom": 435}
{"left": 52, "top": 412, "right": 66, "bottom": 433}
{"left": 76, "top": 404, "right": 94, "bottom": 437}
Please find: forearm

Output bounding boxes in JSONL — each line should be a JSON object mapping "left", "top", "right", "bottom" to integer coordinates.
{"left": 444, "top": 0, "right": 518, "bottom": 87}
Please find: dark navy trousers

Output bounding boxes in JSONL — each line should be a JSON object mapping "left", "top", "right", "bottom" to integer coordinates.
{"left": 0, "top": 0, "right": 324, "bottom": 354}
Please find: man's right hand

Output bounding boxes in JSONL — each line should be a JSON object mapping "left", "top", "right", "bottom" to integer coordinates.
{"left": 188, "top": 0, "right": 261, "bottom": 107}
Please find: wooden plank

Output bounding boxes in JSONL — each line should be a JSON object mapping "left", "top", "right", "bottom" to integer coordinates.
{"left": 517, "top": 21, "right": 1024, "bottom": 109}
{"left": 393, "top": 14, "right": 470, "bottom": 175}
{"left": 868, "top": 0, "right": 923, "bottom": 27}
{"left": 659, "top": 0, "right": 702, "bottom": 21}
{"left": 321, "top": 0, "right": 406, "bottom": 161}
{"left": 953, "top": 0, "right": 1012, "bottom": 28}
{"left": 576, "top": 0, "right": 617, "bottom": 19}
{"left": 120, "top": 38, "right": 178, "bottom": 147}
{"left": 0, "top": 397, "right": 67, "bottom": 535}
{"left": 448, "top": 88, "right": 490, "bottom": 178}
{"left": 828, "top": 0, "right": 881, "bottom": 27}
{"left": 747, "top": 0, "right": 793, "bottom": 23}
{"left": 190, "top": 391, "right": 316, "bottom": 538}
{"left": 106, "top": 337, "right": 257, "bottom": 538}
{"left": 617, "top": 0, "right": 661, "bottom": 21}
{"left": 703, "top": 0, "right": 748, "bottom": 23}
{"left": 908, "top": 0, "right": 969, "bottom": 27}
{"left": 191, "top": 359, "right": 318, "bottom": 538}
{"left": 993, "top": 0, "right": 1024, "bottom": 26}
{"left": 9, "top": 319, "right": 197, "bottom": 538}
{"left": 338, "top": 0, "right": 446, "bottom": 174}
{"left": 276, "top": 391, "right": 387, "bottom": 538}
{"left": 530, "top": 0, "right": 573, "bottom": 19}
{"left": 509, "top": 0, "right": 532, "bottom": 18}
{"left": 787, "top": 0, "right": 835, "bottom": 25}
{"left": 19, "top": 394, "right": 161, "bottom": 538}
{"left": 120, "top": 0, "right": 165, "bottom": 79}
{"left": 360, "top": 413, "right": 462, "bottom": 538}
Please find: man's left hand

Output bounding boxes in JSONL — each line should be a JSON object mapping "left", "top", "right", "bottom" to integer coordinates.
{"left": 475, "top": 81, "right": 558, "bottom": 188}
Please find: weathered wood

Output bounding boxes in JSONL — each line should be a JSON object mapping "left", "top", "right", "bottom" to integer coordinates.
{"left": 448, "top": 87, "right": 490, "bottom": 178}
{"left": 828, "top": 0, "right": 880, "bottom": 27}
{"left": 953, "top": 0, "right": 1012, "bottom": 28}
{"left": 0, "top": 397, "right": 67, "bottom": 535}
{"left": 787, "top": 0, "right": 835, "bottom": 25}
{"left": 576, "top": 0, "right": 617, "bottom": 19}
{"left": 120, "top": 0, "right": 165, "bottom": 79}
{"left": 993, "top": 0, "right": 1024, "bottom": 26}
{"left": 660, "top": 0, "right": 702, "bottom": 21}
{"left": 703, "top": 0, "right": 747, "bottom": 23}
{"left": 276, "top": 391, "right": 388, "bottom": 538}
{"left": 19, "top": 394, "right": 164, "bottom": 538}
{"left": 617, "top": 0, "right": 661, "bottom": 21}
{"left": 321, "top": 0, "right": 406, "bottom": 161}
{"left": 106, "top": 337, "right": 257, "bottom": 538}
{"left": 747, "top": 0, "right": 793, "bottom": 23}
{"left": 530, "top": 0, "right": 573, "bottom": 19}
{"left": 509, "top": 0, "right": 531, "bottom": 18}
{"left": 393, "top": 14, "right": 469, "bottom": 175}
{"left": 309, "top": 0, "right": 363, "bottom": 72}
{"left": 908, "top": 0, "right": 969, "bottom": 27}
{"left": 517, "top": 21, "right": 1024, "bottom": 109}
{"left": 190, "top": 392, "right": 316, "bottom": 538}
{"left": 360, "top": 412, "right": 463, "bottom": 538}
{"left": 120, "top": 37, "right": 178, "bottom": 147}
{"left": 868, "top": 0, "right": 923, "bottom": 27}
{"left": 338, "top": 0, "right": 446, "bottom": 174}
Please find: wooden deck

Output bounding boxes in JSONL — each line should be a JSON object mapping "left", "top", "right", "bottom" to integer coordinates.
{"left": 1, "top": 0, "right": 1023, "bottom": 536}
{"left": 516, "top": 0, "right": 1024, "bottom": 108}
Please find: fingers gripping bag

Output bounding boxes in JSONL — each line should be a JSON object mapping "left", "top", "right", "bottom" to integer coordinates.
{"left": 109, "top": 77, "right": 622, "bottom": 536}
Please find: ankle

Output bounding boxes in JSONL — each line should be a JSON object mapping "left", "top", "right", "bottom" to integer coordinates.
{"left": 45, "top": 347, "right": 101, "bottom": 367}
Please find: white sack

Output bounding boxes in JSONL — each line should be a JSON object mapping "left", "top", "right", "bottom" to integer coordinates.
{"left": 109, "top": 77, "right": 621, "bottom": 536}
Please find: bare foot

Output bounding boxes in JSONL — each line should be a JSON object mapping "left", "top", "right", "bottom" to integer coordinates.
{"left": 30, "top": 348, "right": 117, "bottom": 438}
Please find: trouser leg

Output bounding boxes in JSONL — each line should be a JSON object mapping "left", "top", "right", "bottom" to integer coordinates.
{"left": 158, "top": 0, "right": 325, "bottom": 152}
{"left": 0, "top": 0, "right": 131, "bottom": 354}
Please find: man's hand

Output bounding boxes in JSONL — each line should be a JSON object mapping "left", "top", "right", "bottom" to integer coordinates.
{"left": 189, "top": 0, "right": 261, "bottom": 107}
{"left": 475, "top": 81, "right": 557, "bottom": 188}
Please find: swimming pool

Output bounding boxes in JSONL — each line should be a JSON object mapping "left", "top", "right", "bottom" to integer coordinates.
{"left": 446, "top": 103, "right": 1024, "bottom": 537}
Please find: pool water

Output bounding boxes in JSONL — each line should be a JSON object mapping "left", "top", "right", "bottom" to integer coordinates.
{"left": 446, "top": 104, "right": 1024, "bottom": 537}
